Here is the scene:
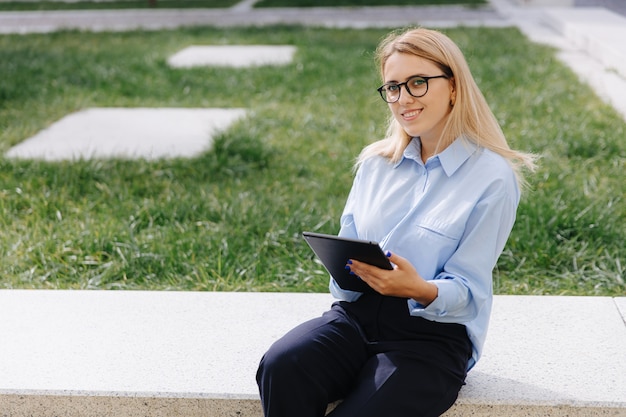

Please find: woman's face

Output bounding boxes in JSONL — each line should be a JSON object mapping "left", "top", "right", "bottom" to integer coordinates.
{"left": 382, "top": 52, "right": 455, "bottom": 146}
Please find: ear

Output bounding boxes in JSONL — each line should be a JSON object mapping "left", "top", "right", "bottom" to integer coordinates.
{"left": 449, "top": 79, "right": 456, "bottom": 107}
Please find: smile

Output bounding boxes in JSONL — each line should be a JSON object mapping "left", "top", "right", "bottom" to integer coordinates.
{"left": 402, "top": 109, "right": 422, "bottom": 119}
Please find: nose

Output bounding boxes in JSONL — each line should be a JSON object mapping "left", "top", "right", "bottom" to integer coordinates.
{"left": 397, "top": 85, "right": 415, "bottom": 104}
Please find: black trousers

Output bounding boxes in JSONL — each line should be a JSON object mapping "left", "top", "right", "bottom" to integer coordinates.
{"left": 256, "top": 293, "right": 472, "bottom": 417}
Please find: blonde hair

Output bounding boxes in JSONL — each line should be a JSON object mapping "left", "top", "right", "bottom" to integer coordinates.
{"left": 359, "top": 27, "right": 537, "bottom": 185}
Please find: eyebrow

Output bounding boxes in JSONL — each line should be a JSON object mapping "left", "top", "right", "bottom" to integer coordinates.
{"left": 383, "top": 74, "right": 429, "bottom": 84}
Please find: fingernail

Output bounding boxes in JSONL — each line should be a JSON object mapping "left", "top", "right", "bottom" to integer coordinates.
{"left": 386, "top": 251, "right": 392, "bottom": 257}
{"left": 347, "top": 260, "right": 353, "bottom": 264}
{"left": 345, "top": 265, "right": 351, "bottom": 271}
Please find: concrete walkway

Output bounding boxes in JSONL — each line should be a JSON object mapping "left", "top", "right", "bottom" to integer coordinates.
{"left": 0, "top": 4, "right": 506, "bottom": 33}
{"left": 492, "top": 0, "right": 626, "bottom": 120}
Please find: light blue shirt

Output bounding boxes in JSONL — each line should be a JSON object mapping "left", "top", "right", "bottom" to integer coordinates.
{"left": 330, "top": 136, "right": 520, "bottom": 370}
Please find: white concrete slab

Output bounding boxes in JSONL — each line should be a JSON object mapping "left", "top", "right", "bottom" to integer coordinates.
{"left": 167, "top": 45, "right": 296, "bottom": 68}
{"left": 5, "top": 107, "right": 247, "bottom": 161}
{"left": 0, "top": 291, "right": 326, "bottom": 397}
{"left": 0, "top": 291, "right": 624, "bottom": 416}
{"left": 466, "top": 295, "right": 626, "bottom": 408}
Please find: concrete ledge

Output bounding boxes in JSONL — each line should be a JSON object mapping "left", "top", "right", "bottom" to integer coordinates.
{"left": 0, "top": 290, "right": 625, "bottom": 416}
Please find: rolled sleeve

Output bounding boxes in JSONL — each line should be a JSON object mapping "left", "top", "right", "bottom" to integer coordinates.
{"left": 407, "top": 278, "right": 471, "bottom": 322}
{"left": 329, "top": 278, "right": 362, "bottom": 302}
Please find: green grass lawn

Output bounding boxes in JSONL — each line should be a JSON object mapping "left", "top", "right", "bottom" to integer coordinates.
{"left": 0, "top": 26, "right": 624, "bottom": 295}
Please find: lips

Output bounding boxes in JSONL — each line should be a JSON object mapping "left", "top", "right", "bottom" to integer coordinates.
{"left": 402, "top": 109, "right": 422, "bottom": 120}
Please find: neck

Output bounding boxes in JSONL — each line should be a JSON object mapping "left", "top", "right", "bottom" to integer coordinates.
{"left": 419, "top": 137, "right": 438, "bottom": 163}
{"left": 419, "top": 135, "right": 454, "bottom": 163}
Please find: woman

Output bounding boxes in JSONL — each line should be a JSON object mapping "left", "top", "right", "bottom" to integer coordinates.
{"left": 256, "top": 27, "right": 536, "bottom": 417}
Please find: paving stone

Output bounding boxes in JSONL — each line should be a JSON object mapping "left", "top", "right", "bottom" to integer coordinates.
{"left": 5, "top": 107, "right": 247, "bottom": 161}
{"left": 167, "top": 45, "right": 296, "bottom": 68}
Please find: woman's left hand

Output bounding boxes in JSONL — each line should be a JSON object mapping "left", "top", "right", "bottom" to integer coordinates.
{"left": 347, "top": 252, "right": 438, "bottom": 306}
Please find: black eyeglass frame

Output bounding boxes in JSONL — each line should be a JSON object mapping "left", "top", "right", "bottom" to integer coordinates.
{"left": 377, "top": 74, "right": 449, "bottom": 103}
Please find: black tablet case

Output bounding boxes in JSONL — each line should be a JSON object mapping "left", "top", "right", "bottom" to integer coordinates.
{"left": 302, "top": 231, "right": 393, "bottom": 292}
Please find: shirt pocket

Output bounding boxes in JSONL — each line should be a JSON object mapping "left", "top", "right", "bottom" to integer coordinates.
{"left": 413, "top": 216, "right": 464, "bottom": 241}
{"left": 408, "top": 217, "right": 464, "bottom": 276}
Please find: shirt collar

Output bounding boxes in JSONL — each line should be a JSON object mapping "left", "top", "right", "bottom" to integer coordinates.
{"left": 397, "top": 138, "right": 422, "bottom": 166}
{"left": 396, "top": 137, "right": 478, "bottom": 177}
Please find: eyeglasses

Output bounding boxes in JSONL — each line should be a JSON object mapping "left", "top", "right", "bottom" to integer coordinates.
{"left": 377, "top": 75, "right": 448, "bottom": 103}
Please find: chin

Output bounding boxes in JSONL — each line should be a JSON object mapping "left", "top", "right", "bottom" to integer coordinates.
{"left": 403, "top": 129, "right": 423, "bottom": 138}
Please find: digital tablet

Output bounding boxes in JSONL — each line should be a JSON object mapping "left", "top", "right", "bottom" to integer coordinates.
{"left": 302, "top": 231, "right": 393, "bottom": 292}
